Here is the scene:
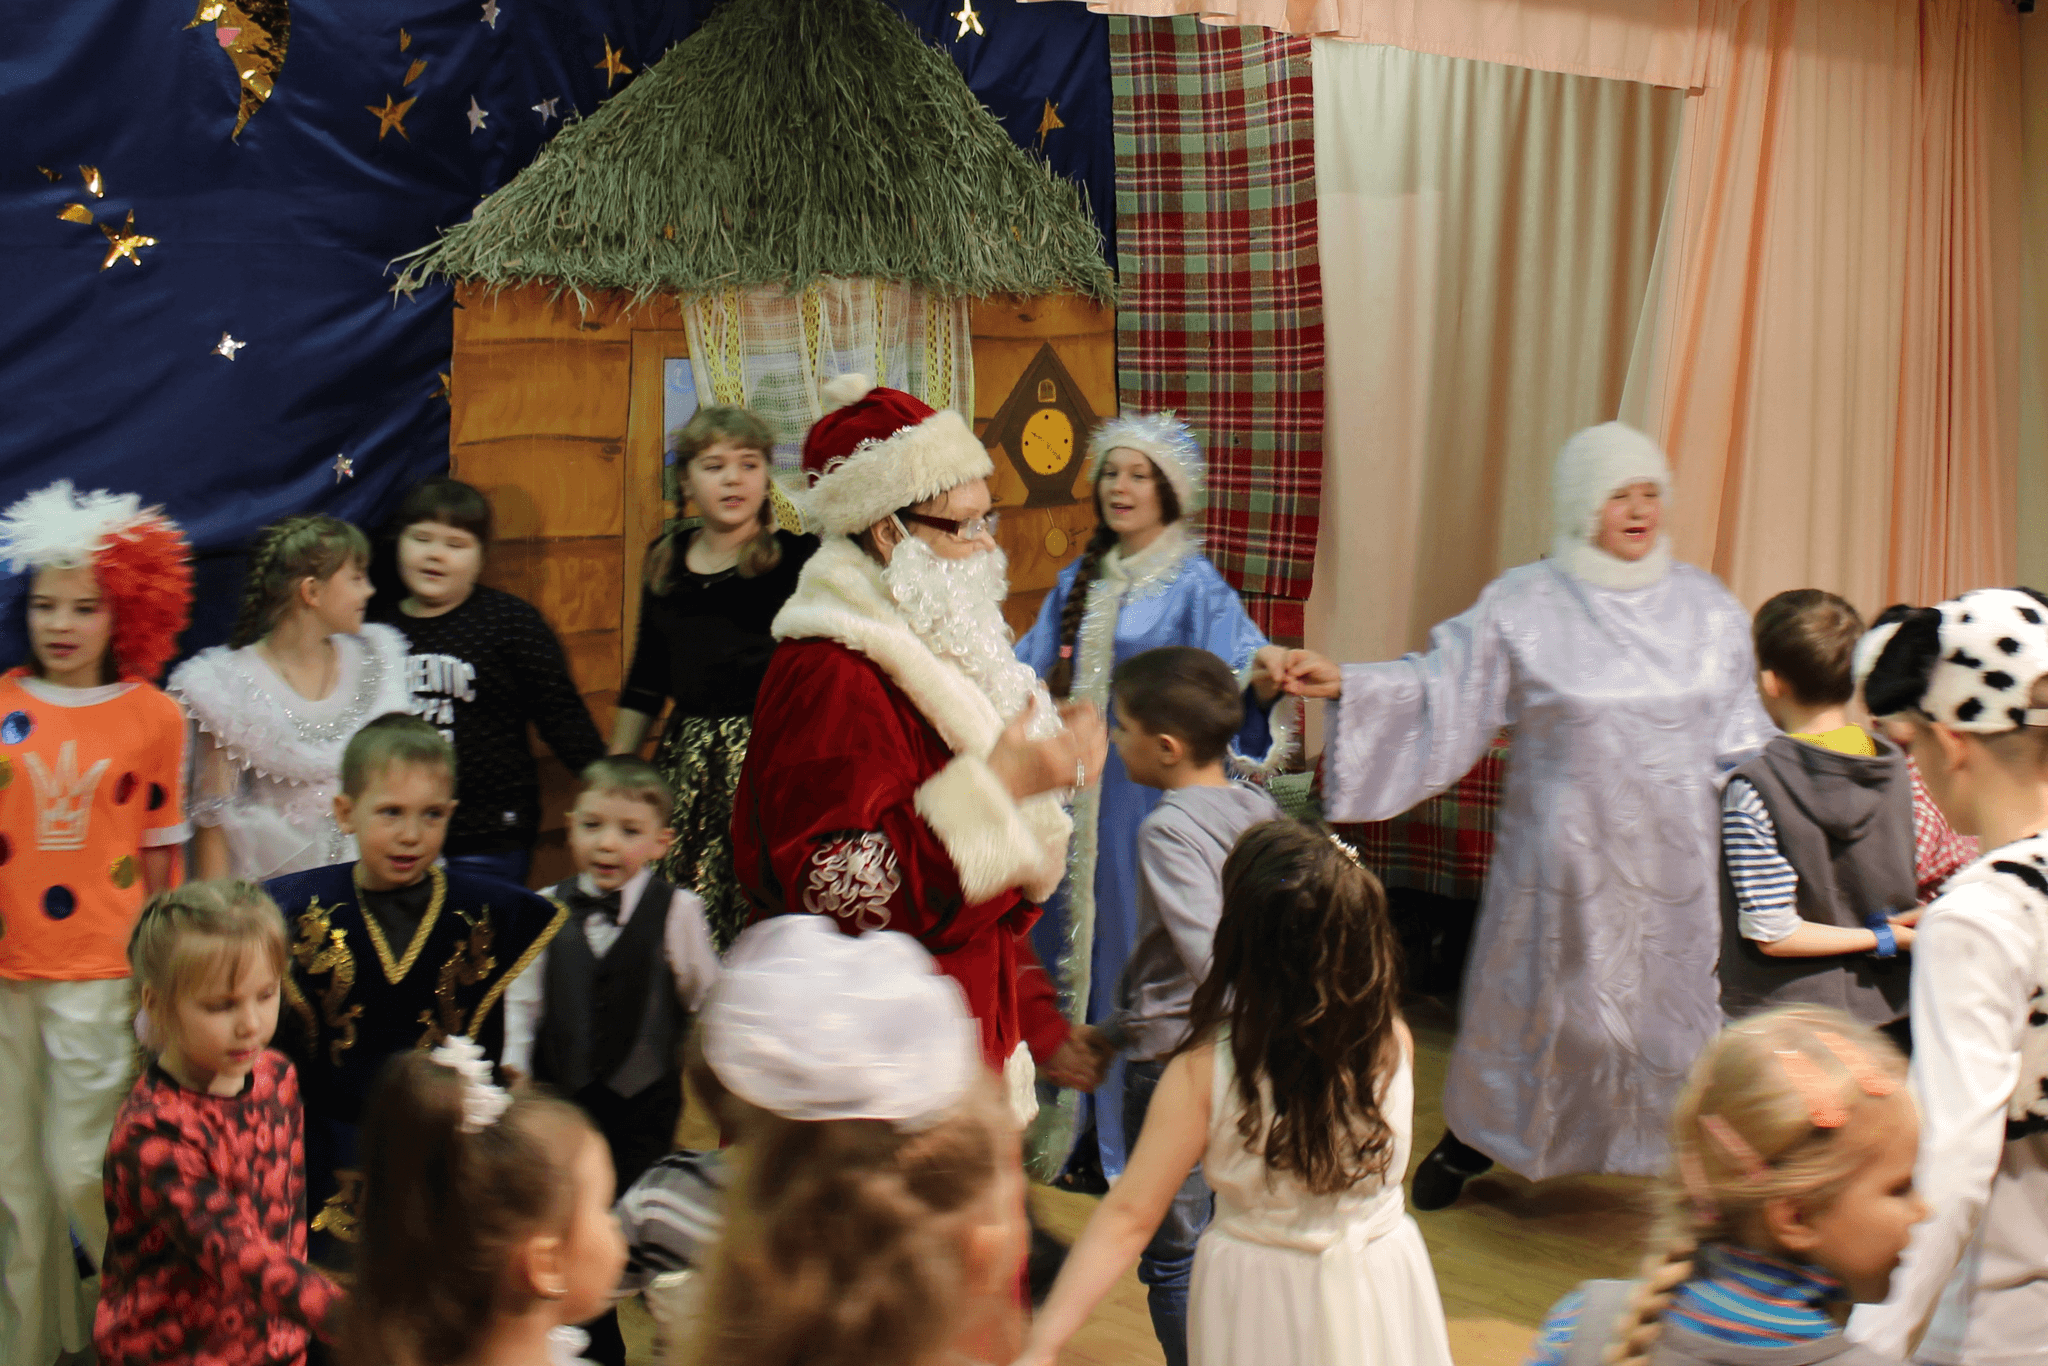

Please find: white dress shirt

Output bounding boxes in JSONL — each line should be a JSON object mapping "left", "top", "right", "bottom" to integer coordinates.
{"left": 501, "top": 867, "right": 720, "bottom": 1076}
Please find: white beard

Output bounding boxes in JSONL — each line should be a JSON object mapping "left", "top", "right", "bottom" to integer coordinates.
{"left": 883, "top": 537, "right": 1062, "bottom": 740}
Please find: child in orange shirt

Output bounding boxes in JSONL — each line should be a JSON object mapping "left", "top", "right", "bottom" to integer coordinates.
{"left": 0, "top": 481, "right": 193, "bottom": 1366}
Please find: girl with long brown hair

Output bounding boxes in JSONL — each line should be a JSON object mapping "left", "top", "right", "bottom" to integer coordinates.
{"left": 1013, "top": 413, "right": 1291, "bottom": 1184}
{"left": 611, "top": 406, "right": 817, "bottom": 950}
{"left": 1015, "top": 819, "right": 1453, "bottom": 1366}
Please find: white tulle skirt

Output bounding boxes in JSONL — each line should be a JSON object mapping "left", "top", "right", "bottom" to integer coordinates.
{"left": 1187, "top": 1212, "right": 1454, "bottom": 1366}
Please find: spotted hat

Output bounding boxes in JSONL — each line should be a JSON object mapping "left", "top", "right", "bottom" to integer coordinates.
{"left": 1862, "top": 588, "right": 2048, "bottom": 732}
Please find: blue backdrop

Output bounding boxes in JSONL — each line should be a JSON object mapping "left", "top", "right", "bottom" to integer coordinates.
{"left": 0, "top": 0, "right": 1111, "bottom": 662}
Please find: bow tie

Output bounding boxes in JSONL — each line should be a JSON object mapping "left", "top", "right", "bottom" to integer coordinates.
{"left": 569, "top": 887, "right": 623, "bottom": 924}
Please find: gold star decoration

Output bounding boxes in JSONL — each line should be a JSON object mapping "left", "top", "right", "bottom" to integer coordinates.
{"left": 214, "top": 332, "right": 247, "bottom": 360}
{"left": 404, "top": 57, "right": 427, "bottom": 86}
{"left": 398, "top": 26, "right": 411, "bottom": 51}
{"left": 332, "top": 453, "right": 354, "bottom": 483}
{"left": 532, "top": 96, "right": 559, "bottom": 123}
{"left": 466, "top": 96, "right": 489, "bottom": 133}
{"left": 1037, "top": 98, "right": 1065, "bottom": 149}
{"left": 78, "top": 165, "right": 104, "bottom": 198}
{"left": 433, "top": 372, "right": 451, "bottom": 401}
{"left": 36, "top": 165, "right": 62, "bottom": 182}
{"left": 480, "top": 0, "right": 499, "bottom": 28}
{"left": 365, "top": 93, "right": 416, "bottom": 142}
{"left": 186, "top": 0, "right": 292, "bottom": 142}
{"left": 952, "top": 1, "right": 984, "bottom": 38}
{"left": 594, "top": 35, "right": 630, "bottom": 88}
{"left": 57, "top": 203, "right": 95, "bottom": 224}
{"left": 98, "top": 211, "right": 156, "bottom": 270}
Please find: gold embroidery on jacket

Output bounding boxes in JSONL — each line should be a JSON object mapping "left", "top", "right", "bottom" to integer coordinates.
{"left": 311, "top": 1168, "right": 364, "bottom": 1242}
{"left": 468, "top": 897, "right": 570, "bottom": 1036}
{"left": 356, "top": 863, "right": 447, "bottom": 984}
{"left": 291, "top": 899, "right": 362, "bottom": 1066}
{"left": 417, "top": 906, "right": 495, "bottom": 1050}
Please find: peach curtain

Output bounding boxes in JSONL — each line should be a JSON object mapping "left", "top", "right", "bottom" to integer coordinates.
{"left": 1622, "top": 0, "right": 2021, "bottom": 612}
{"left": 1033, "top": 0, "right": 1728, "bottom": 88}
{"left": 1304, "top": 43, "right": 1683, "bottom": 664}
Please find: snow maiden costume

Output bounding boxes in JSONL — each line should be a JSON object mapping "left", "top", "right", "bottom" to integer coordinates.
{"left": 0, "top": 483, "right": 193, "bottom": 1366}
{"left": 731, "top": 376, "right": 1075, "bottom": 1125}
{"left": 1015, "top": 413, "right": 1289, "bottom": 1177}
{"left": 170, "top": 616, "right": 409, "bottom": 882}
{"left": 1320, "top": 423, "right": 1771, "bottom": 1189}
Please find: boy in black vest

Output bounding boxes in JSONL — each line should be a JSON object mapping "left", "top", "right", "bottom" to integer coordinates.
{"left": 1719, "top": 590, "right": 1919, "bottom": 1038}
{"left": 500, "top": 755, "right": 718, "bottom": 1365}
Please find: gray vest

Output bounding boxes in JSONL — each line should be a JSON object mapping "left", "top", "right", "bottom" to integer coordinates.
{"left": 1718, "top": 734, "right": 1914, "bottom": 1026}
{"left": 534, "top": 876, "right": 684, "bottom": 1099}
{"left": 1561, "top": 1279, "right": 1901, "bottom": 1366}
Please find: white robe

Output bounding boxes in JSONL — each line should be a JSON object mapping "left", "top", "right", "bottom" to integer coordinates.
{"left": 1323, "top": 557, "right": 1771, "bottom": 1179}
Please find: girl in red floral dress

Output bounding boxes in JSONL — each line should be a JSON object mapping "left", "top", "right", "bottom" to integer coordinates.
{"left": 95, "top": 880, "right": 340, "bottom": 1366}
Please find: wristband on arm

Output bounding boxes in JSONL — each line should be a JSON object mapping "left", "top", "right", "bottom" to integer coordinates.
{"left": 1866, "top": 909, "right": 1898, "bottom": 959}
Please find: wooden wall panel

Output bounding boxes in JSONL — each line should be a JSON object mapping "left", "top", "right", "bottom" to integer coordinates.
{"left": 481, "top": 539, "right": 623, "bottom": 637}
{"left": 452, "top": 340, "right": 631, "bottom": 445}
{"left": 457, "top": 436, "right": 624, "bottom": 540}
{"left": 454, "top": 282, "right": 635, "bottom": 343}
{"left": 970, "top": 294, "right": 1114, "bottom": 341}
{"left": 559, "top": 628, "right": 621, "bottom": 698}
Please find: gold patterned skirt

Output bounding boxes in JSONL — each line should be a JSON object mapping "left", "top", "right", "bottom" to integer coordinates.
{"left": 654, "top": 713, "right": 754, "bottom": 953}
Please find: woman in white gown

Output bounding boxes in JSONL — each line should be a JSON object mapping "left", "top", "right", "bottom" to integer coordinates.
{"left": 1015, "top": 822, "right": 1453, "bottom": 1366}
{"left": 1283, "top": 423, "right": 1772, "bottom": 1206}
{"left": 169, "top": 516, "right": 410, "bottom": 879}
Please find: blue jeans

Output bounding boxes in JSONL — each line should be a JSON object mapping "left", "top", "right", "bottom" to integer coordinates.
{"left": 1122, "top": 1057, "right": 1213, "bottom": 1366}
{"left": 442, "top": 848, "right": 532, "bottom": 888}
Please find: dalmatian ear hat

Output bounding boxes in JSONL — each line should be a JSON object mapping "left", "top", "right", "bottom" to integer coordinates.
{"left": 1862, "top": 588, "right": 2048, "bottom": 732}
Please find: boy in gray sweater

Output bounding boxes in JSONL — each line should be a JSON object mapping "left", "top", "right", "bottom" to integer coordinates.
{"left": 1095, "top": 646, "right": 1281, "bottom": 1366}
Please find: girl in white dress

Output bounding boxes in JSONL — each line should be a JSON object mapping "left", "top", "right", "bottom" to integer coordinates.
{"left": 169, "top": 516, "right": 410, "bottom": 880}
{"left": 1016, "top": 820, "right": 1454, "bottom": 1366}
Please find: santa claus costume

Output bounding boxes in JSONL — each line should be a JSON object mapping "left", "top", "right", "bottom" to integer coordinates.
{"left": 730, "top": 375, "right": 1076, "bottom": 1121}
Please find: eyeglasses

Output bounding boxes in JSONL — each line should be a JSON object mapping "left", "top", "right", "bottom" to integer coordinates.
{"left": 898, "top": 510, "right": 1000, "bottom": 541}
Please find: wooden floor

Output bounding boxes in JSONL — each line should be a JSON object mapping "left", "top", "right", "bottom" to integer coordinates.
{"left": 622, "top": 994, "right": 1656, "bottom": 1366}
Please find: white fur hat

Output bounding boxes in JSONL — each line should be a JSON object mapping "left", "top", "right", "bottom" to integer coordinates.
{"left": 799, "top": 374, "right": 993, "bottom": 538}
{"left": 1085, "top": 412, "right": 1206, "bottom": 515}
{"left": 1550, "top": 421, "right": 1672, "bottom": 546}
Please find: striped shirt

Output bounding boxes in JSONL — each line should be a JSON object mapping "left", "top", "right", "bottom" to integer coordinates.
{"left": 1523, "top": 1245, "right": 1843, "bottom": 1365}
{"left": 615, "top": 1149, "right": 727, "bottom": 1294}
{"left": 1721, "top": 725, "right": 1880, "bottom": 944}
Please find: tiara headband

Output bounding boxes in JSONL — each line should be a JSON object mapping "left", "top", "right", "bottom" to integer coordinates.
{"left": 1862, "top": 588, "right": 2048, "bottom": 733}
{"left": 430, "top": 1035, "right": 512, "bottom": 1134}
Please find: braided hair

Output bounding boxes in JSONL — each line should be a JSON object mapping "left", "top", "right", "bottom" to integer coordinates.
{"left": 1600, "top": 1007, "right": 1908, "bottom": 1365}
{"left": 1044, "top": 454, "right": 1183, "bottom": 699}
{"left": 229, "top": 515, "right": 371, "bottom": 649}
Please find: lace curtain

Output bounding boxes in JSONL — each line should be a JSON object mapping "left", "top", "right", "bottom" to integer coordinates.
{"left": 681, "top": 278, "right": 976, "bottom": 476}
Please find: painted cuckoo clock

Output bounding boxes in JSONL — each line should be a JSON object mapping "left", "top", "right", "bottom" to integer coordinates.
{"left": 984, "top": 343, "right": 1098, "bottom": 509}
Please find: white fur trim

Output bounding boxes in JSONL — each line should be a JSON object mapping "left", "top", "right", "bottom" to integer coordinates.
{"left": 803, "top": 410, "right": 994, "bottom": 537}
{"left": 1085, "top": 413, "right": 1205, "bottom": 515}
{"left": 1853, "top": 620, "right": 1903, "bottom": 694}
{"left": 775, "top": 538, "right": 1072, "bottom": 897}
{"left": 1550, "top": 536, "right": 1673, "bottom": 590}
{"left": 915, "top": 756, "right": 1051, "bottom": 903}
{"left": 821, "top": 372, "right": 877, "bottom": 412}
{"left": 1229, "top": 693, "right": 1302, "bottom": 780}
{"left": 1550, "top": 421, "right": 1672, "bottom": 545}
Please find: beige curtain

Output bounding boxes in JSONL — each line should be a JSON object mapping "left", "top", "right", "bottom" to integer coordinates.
{"left": 1624, "top": 0, "right": 2020, "bottom": 611}
{"left": 1033, "top": 0, "right": 1729, "bottom": 88}
{"left": 1305, "top": 42, "right": 1683, "bottom": 662}
{"left": 2022, "top": 15, "right": 2048, "bottom": 590}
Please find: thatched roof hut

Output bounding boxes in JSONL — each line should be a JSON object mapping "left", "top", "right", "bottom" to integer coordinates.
{"left": 395, "top": 0, "right": 1115, "bottom": 304}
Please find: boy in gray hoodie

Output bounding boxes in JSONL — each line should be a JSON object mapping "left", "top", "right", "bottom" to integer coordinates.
{"left": 1095, "top": 645, "right": 1281, "bottom": 1366}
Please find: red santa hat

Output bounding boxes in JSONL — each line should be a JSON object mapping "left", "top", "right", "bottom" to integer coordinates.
{"left": 800, "top": 374, "right": 993, "bottom": 537}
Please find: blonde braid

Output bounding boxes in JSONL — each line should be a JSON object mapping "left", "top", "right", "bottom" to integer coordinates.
{"left": 1602, "top": 1228, "right": 1698, "bottom": 1366}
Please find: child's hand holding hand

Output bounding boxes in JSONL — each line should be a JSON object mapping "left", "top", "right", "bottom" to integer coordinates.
{"left": 1042, "top": 1027, "right": 1111, "bottom": 1092}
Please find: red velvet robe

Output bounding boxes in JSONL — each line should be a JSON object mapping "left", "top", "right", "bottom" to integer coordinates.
{"left": 733, "top": 635, "right": 1071, "bottom": 1071}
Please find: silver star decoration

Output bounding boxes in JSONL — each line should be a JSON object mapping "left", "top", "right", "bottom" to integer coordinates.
{"left": 952, "top": 1, "right": 983, "bottom": 37}
{"left": 213, "top": 332, "right": 247, "bottom": 361}
{"left": 332, "top": 453, "right": 354, "bottom": 483}
{"left": 480, "top": 0, "right": 499, "bottom": 28}
{"left": 467, "top": 96, "right": 489, "bottom": 133}
{"left": 532, "top": 96, "right": 560, "bottom": 123}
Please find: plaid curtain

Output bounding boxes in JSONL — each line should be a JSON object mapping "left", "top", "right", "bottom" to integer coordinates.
{"left": 1110, "top": 16, "right": 1324, "bottom": 638}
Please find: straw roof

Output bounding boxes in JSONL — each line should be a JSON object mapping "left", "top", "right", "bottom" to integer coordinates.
{"left": 393, "top": 0, "right": 1115, "bottom": 303}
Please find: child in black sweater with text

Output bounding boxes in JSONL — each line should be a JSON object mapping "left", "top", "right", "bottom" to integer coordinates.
{"left": 373, "top": 478, "right": 605, "bottom": 887}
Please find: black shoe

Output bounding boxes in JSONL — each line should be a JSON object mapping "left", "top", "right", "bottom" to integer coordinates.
{"left": 1410, "top": 1132, "right": 1493, "bottom": 1211}
{"left": 1051, "top": 1130, "right": 1109, "bottom": 1195}
{"left": 1027, "top": 1224, "right": 1068, "bottom": 1306}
